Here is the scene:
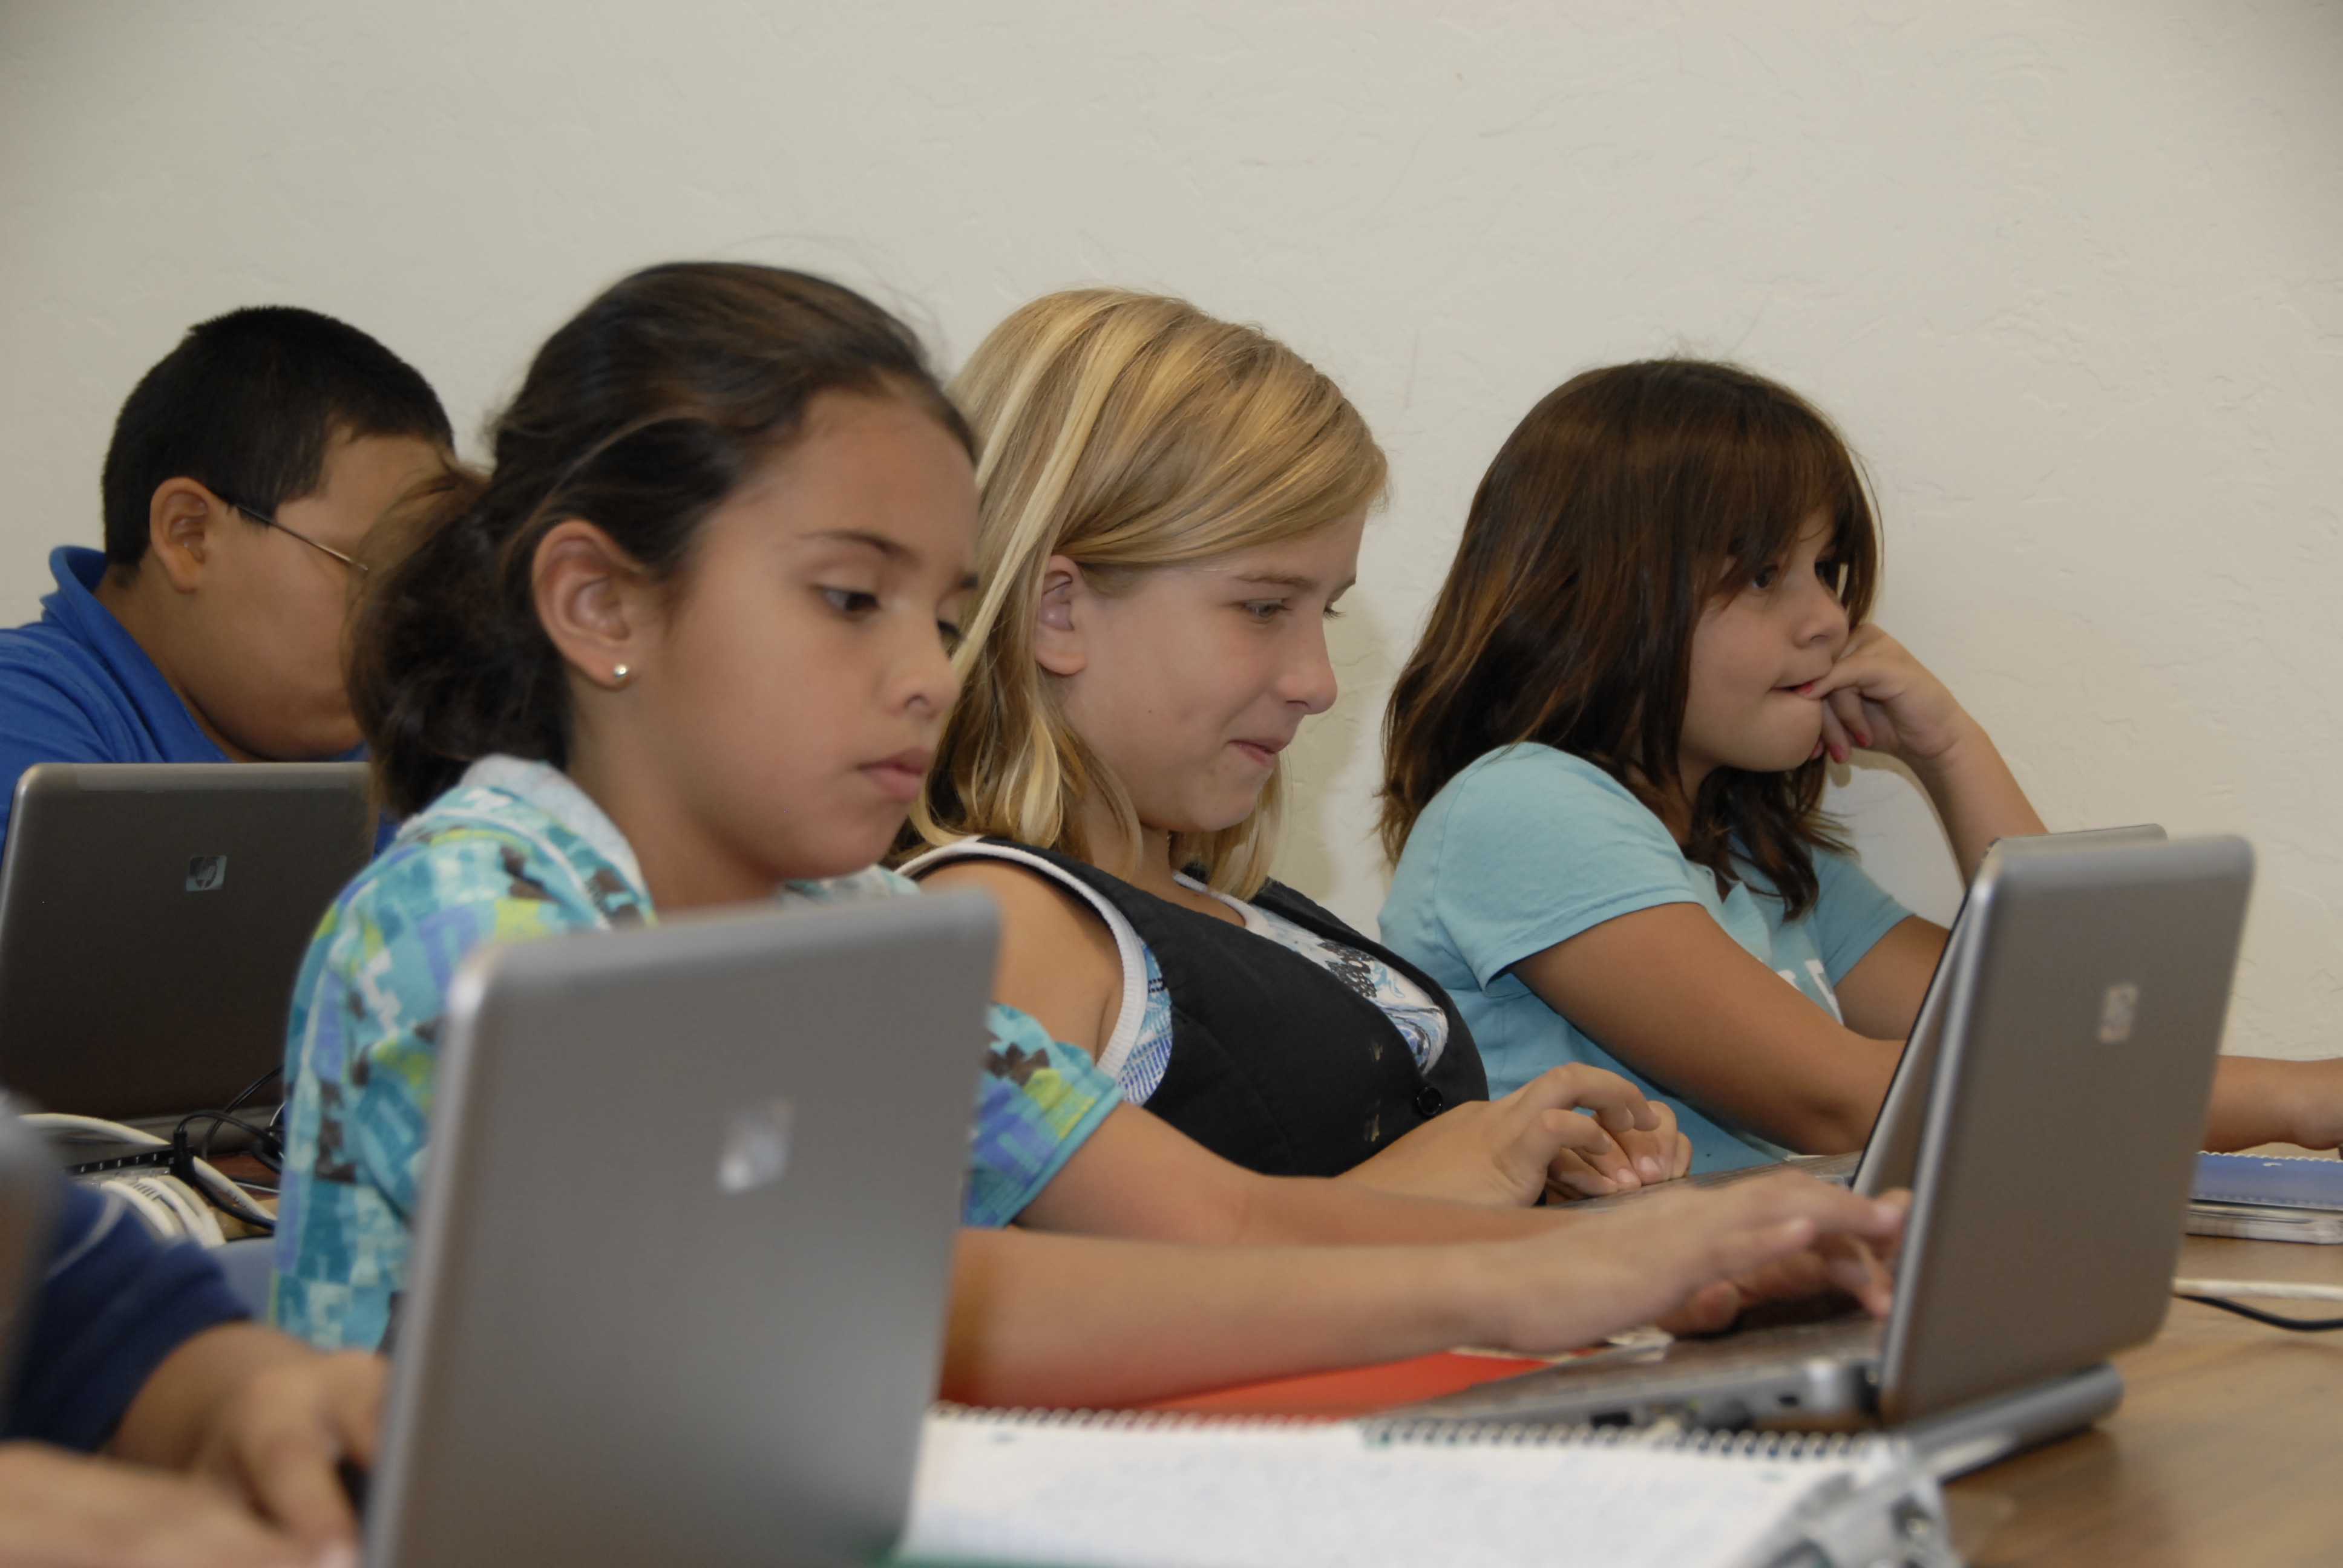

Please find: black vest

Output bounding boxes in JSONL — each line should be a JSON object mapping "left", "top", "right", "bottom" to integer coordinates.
{"left": 913, "top": 838, "right": 1489, "bottom": 1178}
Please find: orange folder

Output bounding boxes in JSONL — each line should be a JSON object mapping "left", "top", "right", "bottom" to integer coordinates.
{"left": 1136, "top": 1350, "right": 1552, "bottom": 1420}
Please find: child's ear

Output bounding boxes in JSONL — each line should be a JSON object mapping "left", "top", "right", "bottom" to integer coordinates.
{"left": 1032, "top": 554, "right": 1088, "bottom": 678}
{"left": 146, "top": 479, "right": 223, "bottom": 593}
{"left": 534, "top": 520, "right": 654, "bottom": 691}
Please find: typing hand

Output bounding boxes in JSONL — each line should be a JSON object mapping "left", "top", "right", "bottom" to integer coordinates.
{"left": 1470, "top": 1174, "right": 1907, "bottom": 1355}
{"left": 1700, "top": 1187, "right": 1908, "bottom": 1325}
{"left": 1653, "top": 1189, "right": 1907, "bottom": 1334}
{"left": 0, "top": 1442, "right": 344, "bottom": 1568}
{"left": 111, "top": 1325, "right": 381, "bottom": 1561}
{"left": 186, "top": 1348, "right": 381, "bottom": 1554}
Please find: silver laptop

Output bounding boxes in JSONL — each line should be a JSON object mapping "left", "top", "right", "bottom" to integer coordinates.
{"left": 1850, "top": 823, "right": 2169, "bottom": 1197}
{"left": 1401, "top": 833, "right": 2252, "bottom": 1469}
{"left": 0, "top": 762, "right": 375, "bottom": 1122}
{"left": 364, "top": 889, "right": 997, "bottom": 1568}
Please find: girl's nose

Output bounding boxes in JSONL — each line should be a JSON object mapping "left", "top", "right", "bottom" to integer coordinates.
{"left": 1283, "top": 626, "right": 1340, "bottom": 714}
{"left": 900, "top": 622, "right": 963, "bottom": 717}
{"left": 1799, "top": 576, "right": 1851, "bottom": 648}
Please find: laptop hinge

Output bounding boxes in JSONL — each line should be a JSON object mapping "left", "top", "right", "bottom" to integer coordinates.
{"left": 1893, "top": 1363, "right": 2125, "bottom": 1477}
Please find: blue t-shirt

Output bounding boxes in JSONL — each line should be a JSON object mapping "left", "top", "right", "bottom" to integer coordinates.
{"left": 0, "top": 546, "right": 385, "bottom": 852}
{"left": 0, "top": 547, "right": 231, "bottom": 847}
{"left": 4, "top": 1177, "right": 248, "bottom": 1451}
{"left": 1378, "top": 744, "right": 1911, "bottom": 1172}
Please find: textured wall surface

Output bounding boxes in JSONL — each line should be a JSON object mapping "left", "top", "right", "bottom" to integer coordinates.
{"left": 4, "top": 2, "right": 2339, "bottom": 1055}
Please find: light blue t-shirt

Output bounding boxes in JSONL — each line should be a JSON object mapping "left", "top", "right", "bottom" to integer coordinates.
{"left": 1378, "top": 744, "right": 1911, "bottom": 1172}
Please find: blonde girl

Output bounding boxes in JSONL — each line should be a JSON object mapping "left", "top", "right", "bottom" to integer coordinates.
{"left": 909, "top": 290, "right": 1689, "bottom": 1204}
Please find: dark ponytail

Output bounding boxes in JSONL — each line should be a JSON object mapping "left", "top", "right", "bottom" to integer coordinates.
{"left": 350, "top": 263, "right": 971, "bottom": 817}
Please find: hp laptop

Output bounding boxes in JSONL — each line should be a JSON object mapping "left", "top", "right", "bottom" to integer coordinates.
{"left": 1573, "top": 824, "right": 2173, "bottom": 1203}
{"left": 0, "top": 762, "right": 374, "bottom": 1122}
{"left": 1401, "top": 833, "right": 2252, "bottom": 1469}
{"left": 365, "top": 889, "right": 997, "bottom": 1568}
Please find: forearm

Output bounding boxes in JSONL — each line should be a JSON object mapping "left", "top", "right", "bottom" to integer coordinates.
{"left": 1241, "top": 1171, "right": 1565, "bottom": 1244}
{"left": 1016, "top": 1105, "right": 1567, "bottom": 1245}
{"left": 945, "top": 1177, "right": 1912, "bottom": 1408}
{"left": 2204, "top": 1056, "right": 2343, "bottom": 1151}
{"left": 1513, "top": 912, "right": 1907, "bottom": 1160}
{"left": 110, "top": 1324, "right": 316, "bottom": 1471}
{"left": 1907, "top": 722, "right": 2046, "bottom": 877}
{"left": 940, "top": 1228, "right": 1486, "bottom": 1408}
{"left": 1720, "top": 1036, "right": 1903, "bottom": 1154}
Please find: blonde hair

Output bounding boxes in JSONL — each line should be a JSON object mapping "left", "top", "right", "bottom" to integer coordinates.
{"left": 912, "top": 289, "right": 1386, "bottom": 895}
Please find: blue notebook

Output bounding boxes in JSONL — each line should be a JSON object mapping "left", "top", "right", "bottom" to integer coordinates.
{"left": 2193, "top": 1152, "right": 2343, "bottom": 1211}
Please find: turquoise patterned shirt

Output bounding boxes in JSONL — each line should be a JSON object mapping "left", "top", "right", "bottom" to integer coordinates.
{"left": 271, "top": 756, "right": 1121, "bottom": 1351}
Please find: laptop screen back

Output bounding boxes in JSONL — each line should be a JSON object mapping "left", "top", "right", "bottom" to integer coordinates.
{"left": 1853, "top": 824, "right": 2168, "bottom": 1200}
{"left": 366, "top": 890, "right": 997, "bottom": 1568}
{"left": 1877, "top": 832, "right": 2250, "bottom": 1423}
{"left": 0, "top": 762, "right": 373, "bottom": 1120}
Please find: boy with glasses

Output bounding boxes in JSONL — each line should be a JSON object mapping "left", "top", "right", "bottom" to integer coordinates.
{"left": 0, "top": 307, "right": 451, "bottom": 849}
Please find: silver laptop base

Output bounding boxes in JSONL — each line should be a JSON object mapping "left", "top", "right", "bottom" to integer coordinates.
{"left": 1404, "top": 1315, "right": 1885, "bottom": 1429}
{"left": 1898, "top": 1363, "right": 2124, "bottom": 1477}
{"left": 1402, "top": 1327, "right": 2122, "bottom": 1471}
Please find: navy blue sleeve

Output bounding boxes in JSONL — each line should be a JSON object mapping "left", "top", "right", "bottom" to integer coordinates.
{"left": 3, "top": 1181, "right": 249, "bottom": 1451}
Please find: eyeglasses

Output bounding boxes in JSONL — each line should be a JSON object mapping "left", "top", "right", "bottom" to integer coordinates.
{"left": 215, "top": 495, "right": 370, "bottom": 577}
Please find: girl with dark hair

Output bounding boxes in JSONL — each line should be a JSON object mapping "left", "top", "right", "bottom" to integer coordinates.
{"left": 272, "top": 260, "right": 1057, "bottom": 1355}
{"left": 1378, "top": 359, "right": 2343, "bottom": 1172}
{"left": 272, "top": 278, "right": 1905, "bottom": 1408}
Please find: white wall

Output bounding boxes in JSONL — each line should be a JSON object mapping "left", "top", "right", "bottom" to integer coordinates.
{"left": 4, "top": 1, "right": 2339, "bottom": 1056}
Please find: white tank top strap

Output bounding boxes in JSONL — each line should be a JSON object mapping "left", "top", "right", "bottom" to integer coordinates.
{"left": 897, "top": 838, "right": 1153, "bottom": 1082}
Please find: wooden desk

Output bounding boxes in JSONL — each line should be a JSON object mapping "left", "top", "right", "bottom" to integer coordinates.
{"left": 1951, "top": 1231, "right": 2343, "bottom": 1566}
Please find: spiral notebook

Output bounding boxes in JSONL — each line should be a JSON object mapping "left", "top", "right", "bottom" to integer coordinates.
{"left": 895, "top": 1406, "right": 1956, "bottom": 1568}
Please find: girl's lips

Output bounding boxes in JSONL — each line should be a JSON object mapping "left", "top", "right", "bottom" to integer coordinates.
{"left": 861, "top": 751, "right": 932, "bottom": 802}
{"left": 1230, "top": 739, "right": 1287, "bottom": 770}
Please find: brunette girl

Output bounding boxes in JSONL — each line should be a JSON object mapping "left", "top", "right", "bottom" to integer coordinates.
{"left": 1378, "top": 358, "right": 2343, "bottom": 1171}
{"left": 272, "top": 271, "right": 1901, "bottom": 1407}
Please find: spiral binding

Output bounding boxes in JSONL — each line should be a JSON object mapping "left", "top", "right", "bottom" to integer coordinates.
{"left": 1362, "top": 1419, "right": 1880, "bottom": 1461}
{"left": 932, "top": 1403, "right": 1325, "bottom": 1436}
{"left": 931, "top": 1403, "right": 1888, "bottom": 1463}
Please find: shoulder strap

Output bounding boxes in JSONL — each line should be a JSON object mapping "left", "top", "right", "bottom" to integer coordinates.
{"left": 899, "top": 838, "right": 1151, "bottom": 1080}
